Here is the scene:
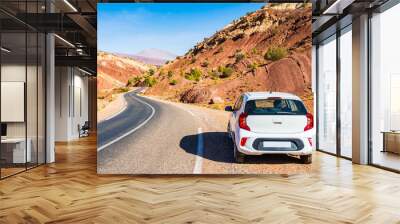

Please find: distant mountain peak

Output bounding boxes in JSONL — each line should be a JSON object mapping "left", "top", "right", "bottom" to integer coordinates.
{"left": 135, "top": 48, "right": 177, "bottom": 61}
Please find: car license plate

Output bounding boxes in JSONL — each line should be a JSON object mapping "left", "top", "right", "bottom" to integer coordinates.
{"left": 263, "top": 141, "right": 291, "bottom": 148}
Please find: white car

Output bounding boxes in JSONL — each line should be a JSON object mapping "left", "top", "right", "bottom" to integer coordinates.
{"left": 226, "top": 92, "right": 314, "bottom": 164}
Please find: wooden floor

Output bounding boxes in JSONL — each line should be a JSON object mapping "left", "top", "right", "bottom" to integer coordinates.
{"left": 1, "top": 135, "right": 400, "bottom": 223}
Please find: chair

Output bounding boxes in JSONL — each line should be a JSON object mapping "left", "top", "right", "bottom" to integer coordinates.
{"left": 78, "top": 121, "right": 90, "bottom": 138}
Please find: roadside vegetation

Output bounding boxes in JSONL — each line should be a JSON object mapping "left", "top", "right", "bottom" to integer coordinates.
{"left": 201, "top": 60, "right": 209, "bottom": 67}
{"left": 185, "top": 68, "right": 202, "bottom": 81}
{"left": 143, "top": 76, "right": 157, "bottom": 87}
{"left": 209, "top": 70, "right": 220, "bottom": 80}
{"left": 169, "top": 79, "right": 177, "bottom": 85}
{"left": 126, "top": 75, "right": 157, "bottom": 88}
{"left": 218, "top": 66, "right": 234, "bottom": 78}
{"left": 167, "top": 71, "right": 174, "bottom": 78}
{"left": 247, "top": 62, "right": 258, "bottom": 74}
{"left": 148, "top": 68, "right": 155, "bottom": 76}
{"left": 114, "top": 87, "right": 129, "bottom": 93}
{"left": 264, "top": 47, "right": 287, "bottom": 61}
{"left": 234, "top": 51, "right": 245, "bottom": 63}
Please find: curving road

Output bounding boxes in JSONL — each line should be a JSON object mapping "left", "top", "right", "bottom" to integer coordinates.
{"left": 97, "top": 90, "right": 311, "bottom": 174}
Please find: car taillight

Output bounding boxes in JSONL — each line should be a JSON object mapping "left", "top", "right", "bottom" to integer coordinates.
{"left": 304, "top": 112, "right": 313, "bottom": 131}
{"left": 240, "top": 137, "right": 248, "bottom": 147}
{"left": 239, "top": 112, "right": 250, "bottom": 131}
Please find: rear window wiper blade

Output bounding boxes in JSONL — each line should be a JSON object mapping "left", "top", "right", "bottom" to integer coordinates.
{"left": 275, "top": 111, "right": 298, "bottom": 115}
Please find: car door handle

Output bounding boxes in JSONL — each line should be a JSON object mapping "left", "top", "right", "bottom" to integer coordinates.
{"left": 273, "top": 121, "right": 282, "bottom": 124}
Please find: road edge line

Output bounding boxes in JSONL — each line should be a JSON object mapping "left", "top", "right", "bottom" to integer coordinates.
{"left": 97, "top": 95, "right": 156, "bottom": 152}
{"left": 193, "top": 127, "right": 204, "bottom": 174}
{"left": 99, "top": 89, "right": 139, "bottom": 123}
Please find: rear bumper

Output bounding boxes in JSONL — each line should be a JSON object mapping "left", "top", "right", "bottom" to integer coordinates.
{"left": 234, "top": 130, "right": 314, "bottom": 156}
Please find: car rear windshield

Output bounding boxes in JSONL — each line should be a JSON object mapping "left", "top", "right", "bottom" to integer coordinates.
{"left": 244, "top": 98, "right": 307, "bottom": 115}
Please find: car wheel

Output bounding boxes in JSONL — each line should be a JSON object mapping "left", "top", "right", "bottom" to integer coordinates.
{"left": 234, "top": 144, "right": 245, "bottom": 163}
{"left": 300, "top": 154, "right": 312, "bottom": 164}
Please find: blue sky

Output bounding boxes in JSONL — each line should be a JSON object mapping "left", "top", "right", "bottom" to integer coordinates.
{"left": 98, "top": 3, "right": 264, "bottom": 56}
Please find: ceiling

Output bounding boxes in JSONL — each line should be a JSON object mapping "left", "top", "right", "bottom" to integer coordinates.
{"left": 2, "top": 0, "right": 396, "bottom": 73}
{"left": 0, "top": 0, "right": 97, "bottom": 74}
{"left": 312, "top": 0, "right": 392, "bottom": 43}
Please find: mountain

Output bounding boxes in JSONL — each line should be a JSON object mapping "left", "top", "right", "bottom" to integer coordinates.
{"left": 143, "top": 3, "right": 313, "bottom": 111}
{"left": 136, "top": 48, "right": 177, "bottom": 61}
{"left": 97, "top": 51, "right": 153, "bottom": 90}
{"left": 124, "top": 49, "right": 178, "bottom": 66}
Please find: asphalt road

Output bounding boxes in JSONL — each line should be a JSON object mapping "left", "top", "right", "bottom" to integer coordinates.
{"left": 97, "top": 88, "right": 151, "bottom": 149}
{"left": 97, "top": 91, "right": 311, "bottom": 174}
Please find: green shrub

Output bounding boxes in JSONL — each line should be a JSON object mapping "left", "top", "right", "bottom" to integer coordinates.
{"left": 185, "top": 68, "right": 202, "bottom": 81}
{"left": 159, "top": 69, "right": 165, "bottom": 76}
{"left": 115, "top": 87, "right": 129, "bottom": 93}
{"left": 127, "top": 76, "right": 141, "bottom": 87}
{"left": 300, "top": 3, "right": 309, "bottom": 8}
{"left": 201, "top": 60, "right": 209, "bottom": 67}
{"left": 270, "top": 27, "right": 279, "bottom": 36}
{"left": 218, "top": 66, "right": 234, "bottom": 78}
{"left": 235, "top": 52, "right": 245, "bottom": 63}
{"left": 148, "top": 68, "right": 155, "bottom": 76}
{"left": 167, "top": 71, "right": 174, "bottom": 78}
{"left": 251, "top": 48, "right": 258, "bottom": 54}
{"left": 143, "top": 76, "right": 157, "bottom": 87}
{"left": 127, "top": 78, "right": 135, "bottom": 87}
{"left": 169, "top": 79, "right": 177, "bottom": 85}
{"left": 190, "top": 58, "right": 196, "bottom": 64}
{"left": 209, "top": 70, "right": 219, "bottom": 80}
{"left": 264, "top": 47, "right": 287, "bottom": 61}
{"left": 247, "top": 62, "right": 258, "bottom": 72}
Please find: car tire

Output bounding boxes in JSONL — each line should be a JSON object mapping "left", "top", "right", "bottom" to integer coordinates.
{"left": 300, "top": 154, "right": 312, "bottom": 164}
{"left": 234, "top": 144, "right": 245, "bottom": 163}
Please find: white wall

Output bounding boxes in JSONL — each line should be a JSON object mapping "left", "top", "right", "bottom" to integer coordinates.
{"left": 55, "top": 66, "right": 70, "bottom": 141}
{"left": 54, "top": 67, "right": 89, "bottom": 141}
{"left": 1, "top": 65, "right": 30, "bottom": 138}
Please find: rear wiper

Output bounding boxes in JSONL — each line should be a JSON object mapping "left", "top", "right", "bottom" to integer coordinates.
{"left": 276, "top": 111, "right": 297, "bottom": 115}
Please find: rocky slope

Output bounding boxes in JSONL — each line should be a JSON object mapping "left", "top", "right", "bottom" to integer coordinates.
{"left": 97, "top": 51, "right": 152, "bottom": 90}
{"left": 142, "top": 3, "right": 313, "bottom": 112}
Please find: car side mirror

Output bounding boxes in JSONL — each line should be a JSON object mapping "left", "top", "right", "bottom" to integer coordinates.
{"left": 225, "top": 105, "right": 233, "bottom": 112}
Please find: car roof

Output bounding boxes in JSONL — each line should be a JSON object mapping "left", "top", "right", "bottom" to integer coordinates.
{"left": 243, "top": 92, "right": 302, "bottom": 101}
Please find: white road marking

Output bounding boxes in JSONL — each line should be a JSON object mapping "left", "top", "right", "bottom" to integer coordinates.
{"left": 193, "top": 127, "right": 204, "bottom": 174}
{"left": 97, "top": 95, "right": 156, "bottom": 152}
{"left": 100, "top": 89, "right": 141, "bottom": 122}
{"left": 177, "top": 105, "right": 195, "bottom": 117}
{"left": 185, "top": 109, "right": 195, "bottom": 117}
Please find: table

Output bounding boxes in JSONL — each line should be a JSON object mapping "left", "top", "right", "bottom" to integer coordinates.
{"left": 1, "top": 138, "right": 31, "bottom": 163}
{"left": 382, "top": 131, "right": 400, "bottom": 154}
